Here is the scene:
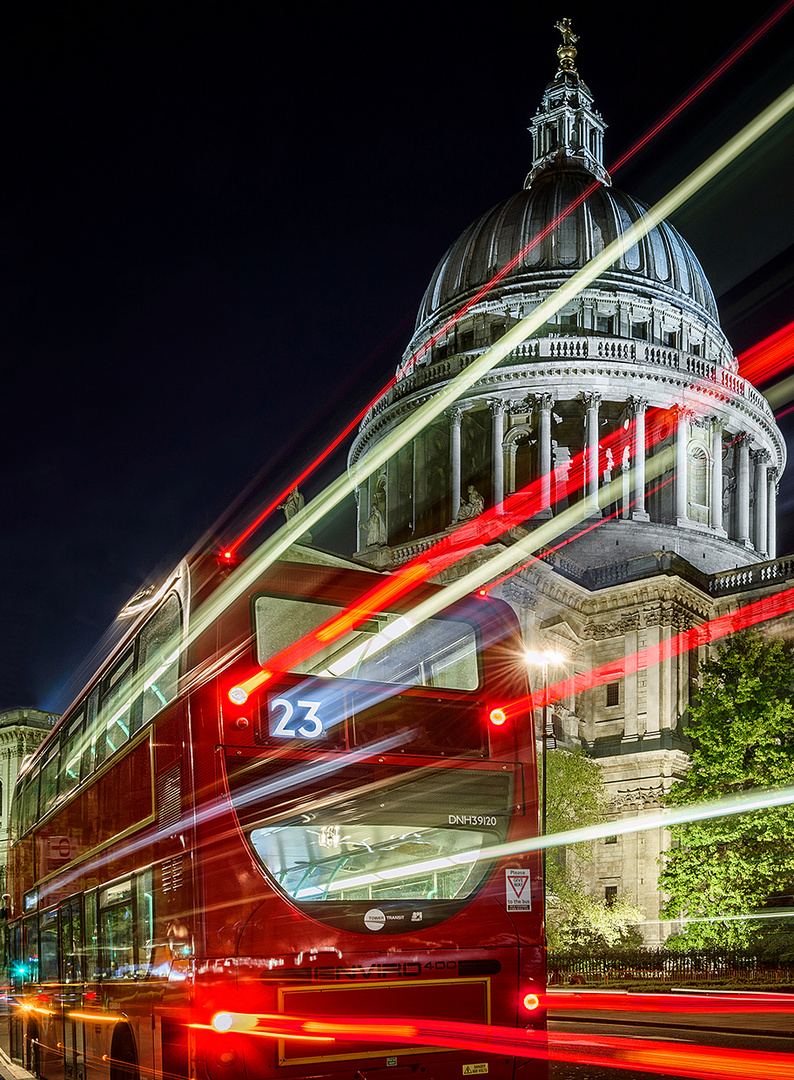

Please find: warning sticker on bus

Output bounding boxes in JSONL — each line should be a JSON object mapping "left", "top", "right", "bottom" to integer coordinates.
{"left": 505, "top": 869, "right": 531, "bottom": 911}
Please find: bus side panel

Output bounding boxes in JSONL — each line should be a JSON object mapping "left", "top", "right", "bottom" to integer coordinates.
{"left": 161, "top": 1017, "right": 190, "bottom": 1080}
{"left": 153, "top": 703, "right": 199, "bottom": 1080}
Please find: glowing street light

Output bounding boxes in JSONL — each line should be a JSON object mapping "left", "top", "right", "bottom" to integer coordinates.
{"left": 525, "top": 649, "right": 566, "bottom": 876}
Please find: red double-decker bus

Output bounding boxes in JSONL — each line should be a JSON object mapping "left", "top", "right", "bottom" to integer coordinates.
{"left": 5, "top": 551, "right": 545, "bottom": 1080}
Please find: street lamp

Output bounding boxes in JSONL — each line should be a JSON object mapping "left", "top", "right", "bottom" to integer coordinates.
{"left": 525, "top": 649, "right": 565, "bottom": 875}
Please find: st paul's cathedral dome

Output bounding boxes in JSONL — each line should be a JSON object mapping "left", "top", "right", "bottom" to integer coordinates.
{"left": 350, "top": 22, "right": 784, "bottom": 579}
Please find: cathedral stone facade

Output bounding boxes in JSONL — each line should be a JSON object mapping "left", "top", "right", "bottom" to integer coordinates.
{"left": 347, "top": 23, "right": 788, "bottom": 943}
{"left": 0, "top": 708, "right": 56, "bottom": 895}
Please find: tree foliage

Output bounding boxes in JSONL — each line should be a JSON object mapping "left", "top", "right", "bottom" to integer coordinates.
{"left": 544, "top": 748, "right": 644, "bottom": 951}
{"left": 659, "top": 631, "right": 794, "bottom": 951}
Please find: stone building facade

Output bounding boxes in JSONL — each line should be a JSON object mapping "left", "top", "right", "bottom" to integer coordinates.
{"left": 0, "top": 708, "right": 57, "bottom": 895}
{"left": 347, "top": 23, "right": 788, "bottom": 943}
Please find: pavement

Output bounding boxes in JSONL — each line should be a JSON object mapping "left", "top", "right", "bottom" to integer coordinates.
{"left": 0, "top": 1045, "right": 31, "bottom": 1080}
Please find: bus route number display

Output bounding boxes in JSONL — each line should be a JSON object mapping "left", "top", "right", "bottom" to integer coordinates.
{"left": 269, "top": 696, "right": 326, "bottom": 739}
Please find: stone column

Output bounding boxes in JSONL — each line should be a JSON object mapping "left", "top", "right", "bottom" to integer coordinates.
{"left": 768, "top": 473, "right": 778, "bottom": 560}
{"left": 710, "top": 418, "right": 726, "bottom": 534}
{"left": 536, "top": 393, "right": 554, "bottom": 518}
{"left": 622, "top": 626, "right": 639, "bottom": 740}
{"left": 449, "top": 407, "right": 463, "bottom": 523}
{"left": 355, "top": 483, "right": 366, "bottom": 549}
{"left": 505, "top": 441, "right": 518, "bottom": 497}
{"left": 412, "top": 433, "right": 426, "bottom": 537}
{"left": 583, "top": 392, "right": 601, "bottom": 516}
{"left": 621, "top": 455, "right": 631, "bottom": 519}
{"left": 490, "top": 399, "right": 506, "bottom": 513}
{"left": 754, "top": 450, "right": 769, "bottom": 556}
{"left": 629, "top": 396, "right": 649, "bottom": 520}
{"left": 736, "top": 435, "right": 752, "bottom": 546}
{"left": 675, "top": 406, "right": 690, "bottom": 525}
{"left": 361, "top": 471, "right": 373, "bottom": 544}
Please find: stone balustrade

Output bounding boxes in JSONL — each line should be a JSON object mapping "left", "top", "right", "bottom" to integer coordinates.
{"left": 361, "top": 335, "right": 773, "bottom": 427}
{"left": 709, "top": 556, "right": 794, "bottom": 595}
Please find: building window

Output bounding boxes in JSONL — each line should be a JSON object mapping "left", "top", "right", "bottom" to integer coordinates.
{"left": 688, "top": 446, "right": 708, "bottom": 519}
{"left": 631, "top": 321, "right": 648, "bottom": 340}
{"left": 559, "top": 313, "right": 578, "bottom": 329}
{"left": 596, "top": 315, "right": 614, "bottom": 334}
{"left": 460, "top": 330, "right": 475, "bottom": 351}
{"left": 605, "top": 835, "right": 618, "bottom": 845}
{"left": 490, "top": 322, "right": 506, "bottom": 344}
{"left": 606, "top": 681, "right": 620, "bottom": 707}
{"left": 663, "top": 329, "right": 678, "bottom": 348}
{"left": 605, "top": 885, "right": 618, "bottom": 907}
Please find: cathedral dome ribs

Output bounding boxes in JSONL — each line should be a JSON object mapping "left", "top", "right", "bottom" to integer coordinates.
{"left": 350, "top": 20, "right": 785, "bottom": 576}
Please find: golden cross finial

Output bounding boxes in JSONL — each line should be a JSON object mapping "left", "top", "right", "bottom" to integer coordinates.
{"left": 554, "top": 17, "right": 579, "bottom": 76}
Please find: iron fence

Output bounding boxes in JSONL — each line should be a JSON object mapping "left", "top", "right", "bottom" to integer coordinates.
{"left": 548, "top": 947, "right": 794, "bottom": 985}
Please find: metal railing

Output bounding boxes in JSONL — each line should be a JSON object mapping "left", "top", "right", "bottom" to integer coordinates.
{"left": 549, "top": 947, "right": 794, "bottom": 985}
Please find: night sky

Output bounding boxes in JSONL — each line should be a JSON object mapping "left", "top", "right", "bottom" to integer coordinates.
{"left": 4, "top": 3, "right": 794, "bottom": 712}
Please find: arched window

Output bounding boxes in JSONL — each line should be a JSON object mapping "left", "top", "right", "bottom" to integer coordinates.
{"left": 688, "top": 445, "right": 710, "bottom": 524}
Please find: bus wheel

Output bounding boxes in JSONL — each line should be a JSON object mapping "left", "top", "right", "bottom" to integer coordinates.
{"left": 110, "top": 1029, "right": 139, "bottom": 1080}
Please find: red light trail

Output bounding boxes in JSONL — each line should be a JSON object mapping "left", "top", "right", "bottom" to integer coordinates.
{"left": 228, "top": 351, "right": 751, "bottom": 702}
{"left": 514, "top": 580, "right": 794, "bottom": 717}
{"left": 608, "top": 0, "right": 794, "bottom": 174}
{"left": 190, "top": 1007, "right": 794, "bottom": 1080}
{"left": 546, "top": 990, "right": 794, "bottom": 1015}
{"left": 738, "top": 318, "right": 794, "bottom": 386}
{"left": 230, "top": 417, "right": 635, "bottom": 698}
{"left": 220, "top": 6, "right": 791, "bottom": 558}
{"left": 229, "top": 356, "right": 775, "bottom": 702}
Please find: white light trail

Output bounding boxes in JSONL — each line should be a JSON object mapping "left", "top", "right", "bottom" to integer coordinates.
{"left": 173, "top": 81, "right": 794, "bottom": 668}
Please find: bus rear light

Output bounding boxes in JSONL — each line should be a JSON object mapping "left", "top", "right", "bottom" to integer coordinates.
{"left": 231, "top": 717, "right": 249, "bottom": 730}
{"left": 523, "top": 993, "right": 540, "bottom": 1011}
{"left": 215, "top": 1048, "right": 238, "bottom": 1067}
{"left": 489, "top": 707, "right": 507, "bottom": 726}
{"left": 228, "top": 687, "right": 248, "bottom": 705}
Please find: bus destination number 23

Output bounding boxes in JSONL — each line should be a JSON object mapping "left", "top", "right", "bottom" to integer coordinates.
{"left": 269, "top": 697, "right": 325, "bottom": 739}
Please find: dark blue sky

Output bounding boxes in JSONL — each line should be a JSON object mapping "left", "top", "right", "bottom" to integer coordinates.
{"left": 4, "top": 2, "right": 794, "bottom": 712}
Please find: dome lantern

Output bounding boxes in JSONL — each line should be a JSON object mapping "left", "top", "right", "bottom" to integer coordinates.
{"left": 527, "top": 19, "right": 611, "bottom": 188}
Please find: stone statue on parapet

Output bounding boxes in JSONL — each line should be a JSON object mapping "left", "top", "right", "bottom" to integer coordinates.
{"left": 456, "top": 485, "right": 485, "bottom": 522}
{"left": 278, "top": 487, "right": 305, "bottom": 520}
{"left": 278, "top": 487, "right": 312, "bottom": 543}
{"left": 365, "top": 504, "right": 387, "bottom": 546}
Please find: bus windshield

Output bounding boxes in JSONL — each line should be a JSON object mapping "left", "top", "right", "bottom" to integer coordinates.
{"left": 254, "top": 594, "right": 480, "bottom": 690}
{"left": 227, "top": 758, "right": 515, "bottom": 905}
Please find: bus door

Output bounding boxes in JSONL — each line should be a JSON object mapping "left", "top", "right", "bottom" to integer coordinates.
{"left": 6, "top": 920, "right": 23, "bottom": 1064}
{"left": 60, "top": 897, "right": 86, "bottom": 1080}
{"left": 19, "top": 912, "right": 42, "bottom": 1074}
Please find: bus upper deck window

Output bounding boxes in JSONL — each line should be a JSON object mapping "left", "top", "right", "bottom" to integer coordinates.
{"left": 254, "top": 595, "right": 480, "bottom": 691}
{"left": 139, "top": 594, "right": 181, "bottom": 725}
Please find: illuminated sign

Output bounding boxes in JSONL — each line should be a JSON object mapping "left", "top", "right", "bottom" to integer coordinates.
{"left": 269, "top": 696, "right": 326, "bottom": 739}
